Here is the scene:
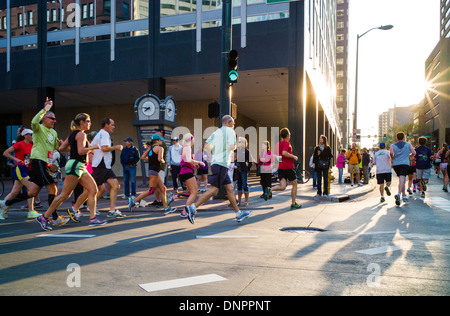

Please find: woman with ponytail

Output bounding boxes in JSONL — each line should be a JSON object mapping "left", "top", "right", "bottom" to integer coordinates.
{"left": 37, "top": 113, "right": 106, "bottom": 231}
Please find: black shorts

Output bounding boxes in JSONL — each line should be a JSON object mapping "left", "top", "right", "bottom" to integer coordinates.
{"left": 278, "top": 169, "right": 297, "bottom": 182}
{"left": 197, "top": 168, "right": 208, "bottom": 175}
{"left": 376, "top": 173, "right": 392, "bottom": 184}
{"left": 93, "top": 166, "right": 117, "bottom": 186}
{"left": 29, "top": 159, "right": 55, "bottom": 188}
{"left": 407, "top": 166, "right": 416, "bottom": 175}
{"left": 179, "top": 172, "right": 194, "bottom": 182}
{"left": 393, "top": 165, "right": 409, "bottom": 177}
{"left": 208, "top": 164, "right": 231, "bottom": 188}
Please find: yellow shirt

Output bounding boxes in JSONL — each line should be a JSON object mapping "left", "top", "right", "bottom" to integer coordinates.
{"left": 346, "top": 150, "right": 361, "bottom": 165}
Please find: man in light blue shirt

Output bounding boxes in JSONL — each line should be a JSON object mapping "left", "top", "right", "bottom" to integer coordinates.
{"left": 185, "top": 115, "right": 252, "bottom": 224}
{"left": 390, "top": 132, "right": 416, "bottom": 205}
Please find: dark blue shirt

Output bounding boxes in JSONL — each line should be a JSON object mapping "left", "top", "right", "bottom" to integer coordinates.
{"left": 120, "top": 145, "right": 139, "bottom": 166}
{"left": 415, "top": 145, "right": 432, "bottom": 169}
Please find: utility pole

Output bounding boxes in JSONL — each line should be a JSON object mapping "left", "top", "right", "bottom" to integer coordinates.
{"left": 219, "top": 0, "right": 233, "bottom": 127}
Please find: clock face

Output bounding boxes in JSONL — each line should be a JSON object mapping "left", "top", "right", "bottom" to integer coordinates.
{"left": 165, "top": 98, "right": 175, "bottom": 121}
{"left": 138, "top": 96, "right": 160, "bottom": 120}
{"left": 142, "top": 100, "right": 156, "bottom": 116}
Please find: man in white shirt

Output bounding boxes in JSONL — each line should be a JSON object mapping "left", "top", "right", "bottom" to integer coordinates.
{"left": 91, "top": 118, "right": 124, "bottom": 218}
{"left": 185, "top": 115, "right": 252, "bottom": 224}
{"left": 372, "top": 142, "right": 392, "bottom": 203}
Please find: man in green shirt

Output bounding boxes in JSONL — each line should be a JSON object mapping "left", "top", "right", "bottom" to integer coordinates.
{"left": 1, "top": 99, "right": 65, "bottom": 224}
{"left": 185, "top": 115, "right": 252, "bottom": 224}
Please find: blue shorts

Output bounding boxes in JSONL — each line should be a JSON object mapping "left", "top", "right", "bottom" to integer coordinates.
{"left": 208, "top": 164, "right": 232, "bottom": 189}
{"left": 12, "top": 165, "right": 29, "bottom": 181}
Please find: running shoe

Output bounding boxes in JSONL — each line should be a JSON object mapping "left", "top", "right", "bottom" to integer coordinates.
{"left": 384, "top": 186, "right": 391, "bottom": 196}
{"left": 67, "top": 207, "right": 81, "bottom": 223}
{"left": 53, "top": 216, "right": 70, "bottom": 226}
{"left": 236, "top": 210, "right": 253, "bottom": 222}
{"left": 163, "top": 206, "right": 177, "bottom": 215}
{"left": 263, "top": 188, "right": 269, "bottom": 201}
{"left": 422, "top": 183, "right": 427, "bottom": 192}
{"left": 0, "top": 211, "right": 6, "bottom": 220}
{"left": 290, "top": 202, "right": 302, "bottom": 209}
{"left": 128, "top": 197, "right": 136, "bottom": 212}
{"left": 380, "top": 196, "right": 385, "bottom": 203}
{"left": 402, "top": 196, "right": 408, "bottom": 203}
{"left": 394, "top": 194, "right": 401, "bottom": 206}
{"left": 167, "top": 192, "right": 175, "bottom": 205}
{"left": 407, "top": 188, "right": 413, "bottom": 195}
{"left": 268, "top": 187, "right": 272, "bottom": 199}
{"left": 180, "top": 210, "right": 188, "bottom": 218}
{"left": 107, "top": 210, "right": 126, "bottom": 219}
{"left": 88, "top": 217, "right": 107, "bottom": 227}
{"left": 420, "top": 192, "right": 425, "bottom": 198}
{"left": 36, "top": 215, "right": 52, "bottom": 231}
{"left": 27, "top": 210, "right": 40, "bottom": 219}
{"left": 186, "top": 205, "right": 197, "bottom": 224}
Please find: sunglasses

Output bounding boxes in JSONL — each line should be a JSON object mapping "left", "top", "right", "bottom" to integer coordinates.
{"left": 46, "top": 117, "right": 56, "bottom": 121}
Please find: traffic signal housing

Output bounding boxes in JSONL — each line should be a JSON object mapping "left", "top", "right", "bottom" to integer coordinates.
{"left": 227, "top": 49, "right": 238, "bottom": 84}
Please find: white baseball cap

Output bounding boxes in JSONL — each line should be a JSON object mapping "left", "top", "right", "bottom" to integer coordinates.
{"left": 21, "top": 129, "right": 33, "bottom": 136}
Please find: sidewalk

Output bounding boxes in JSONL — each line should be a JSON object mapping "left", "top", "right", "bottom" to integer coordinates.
{"left": 1, "top": 166, "right": 375, "bottom": 214}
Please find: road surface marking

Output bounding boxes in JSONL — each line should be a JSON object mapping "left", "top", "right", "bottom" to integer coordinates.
{"left": 139, "top": 274, "right": 227, "bottom": 293}
{"left": 37, "top": 234, "right": 96, "bottom": 238}
{"left": 196, "top": 235, "right": 258, "bottom": 239}
{"left": 425, "top": 197, "right": 450, "bottom": 212}
{"left": 355, "top": 245, "right": 402, "bottom": 255}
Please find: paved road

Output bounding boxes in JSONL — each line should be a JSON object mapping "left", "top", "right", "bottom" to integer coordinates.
{"left": 0, "top": 173, "right": 449, "bottom": 296}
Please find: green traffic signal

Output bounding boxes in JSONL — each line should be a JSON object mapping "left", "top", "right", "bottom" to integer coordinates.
{"left": 227, "top": 49, "right": 238, "bottom": 84}
{"left": 228, "top": 70, "right": 238, "bottom": 83}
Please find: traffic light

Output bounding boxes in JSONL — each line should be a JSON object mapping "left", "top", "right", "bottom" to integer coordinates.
{"left": 227, "top": 49, "right": 238, "bottom": 84}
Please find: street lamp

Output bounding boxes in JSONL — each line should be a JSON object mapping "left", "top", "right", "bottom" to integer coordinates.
{"left": 353, "top": 25, "right": 393, "bottom": 137}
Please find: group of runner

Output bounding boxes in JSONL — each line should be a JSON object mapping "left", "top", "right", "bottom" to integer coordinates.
{"left": 1, "top": 101, "right": 306, "bottom": 230}
{"left": 372, "top": 132, "right": 448, "bottom": 205}
{"left": 0, "top": 99, "right": 128, "bottom": 230}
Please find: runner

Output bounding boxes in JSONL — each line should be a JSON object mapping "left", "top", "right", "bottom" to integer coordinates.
{"left": 390, "top": 132, "right": 416, "bottom": 206}
{"left": 372, "top": 142, "right": 392, "bottom": 203}
{"left": 0, "top": 98, "right": 69, "bottom": 226}
{"left": 178, "top": 133, "right": 205, "bottom": 218}
{"left": 1, "top": 128, "right": 39, "bottom": 220}
{"left": 37, "top": 113, "right": 106, "bottom": 231}
{"left": 272, "top": 128, "right": 302, "bottom": 209}
{"left": 90, "top": 118, "right": 125, "bottom": 219}
{"left": 414, "top": 136, "right": 433, "bottom": 198}
{"left": 184, "top": 115, "right": 252, "bottom": 224}
{"left": 128, "top": 135, "right": 176, "bottom": 214}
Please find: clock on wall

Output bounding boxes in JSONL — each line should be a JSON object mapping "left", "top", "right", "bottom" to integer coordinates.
{"left": 164, "top": 96, "right": 176, "bottom": 122}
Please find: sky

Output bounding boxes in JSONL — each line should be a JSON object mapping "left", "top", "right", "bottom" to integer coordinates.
{"left": 347, "top": 0, "right": 441, "bottom": 148}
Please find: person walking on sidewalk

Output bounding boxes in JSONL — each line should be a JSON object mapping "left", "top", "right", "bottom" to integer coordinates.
{"left": 120, "top": 137, "right": 140, "bottom": 199}
{"left": 336, "top": 150, "right": 346, "bottom": 184}
{"left": 37, "top": 113, "right": 106, "bottom": 231}
{"left": 272, "top": 128, "right": 302, "bottom": 209}
{"left": 414, "top": 136, "right": 433, "bottom": 198}
{"left": 346, "top": 143, "right": 361, "bottom": 187}
{"left": 390, "top": 132, "right": 416, "bottom": 206}
{"left": 184, "top": 115, "right": 252, "bottom": 224}
{"left": 439, "top": 143, "right": 448, "bottom": 192}
{"left": 372, "top": 142, "right": 392, "bottom": 203}
{"left": 313, "top": 135, "right": 333, "bottom": 197}
{"left": 90, "top": 117, "right": 125, "bottom": 219}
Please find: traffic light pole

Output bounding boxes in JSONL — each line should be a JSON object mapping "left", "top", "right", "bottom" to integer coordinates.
{"left": 219, "top": 0, "right": 233, "bottom": 127}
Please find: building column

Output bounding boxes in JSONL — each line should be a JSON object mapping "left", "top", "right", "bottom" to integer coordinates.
{"left": 304, "top": 75, "right": 317, "bottom": 173}
{"left": 287, "top": 1, "right": 305, "bottom": 165}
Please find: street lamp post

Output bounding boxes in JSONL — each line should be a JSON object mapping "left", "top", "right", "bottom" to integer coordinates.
{"left": 353, "top": 25, "right": 393, "bottom": 136}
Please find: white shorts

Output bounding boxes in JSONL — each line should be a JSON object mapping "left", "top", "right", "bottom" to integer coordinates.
{"left": 440, "top": 163, "right": 448, "bottom": 171}
{"left": 416, "top": 168, "right": 431, "bottom": 180}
